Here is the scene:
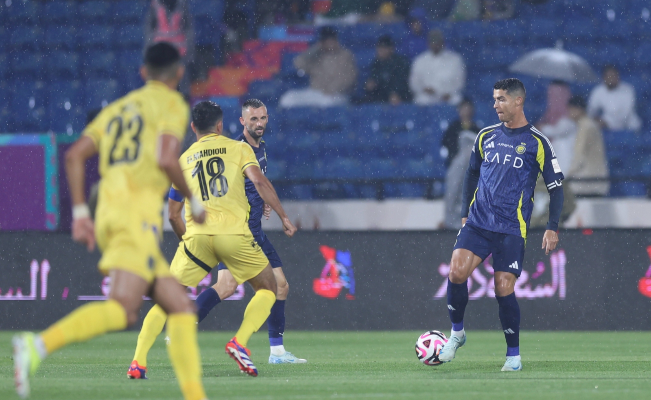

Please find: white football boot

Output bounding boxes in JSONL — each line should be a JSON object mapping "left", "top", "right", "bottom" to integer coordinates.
{"left": 501, "top": 355, "right": 522, "bottom": 371}
{"left": 438, "top": 332, "right": 466, "bottom": 362}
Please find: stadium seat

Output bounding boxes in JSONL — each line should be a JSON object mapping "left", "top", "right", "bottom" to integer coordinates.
{"left": 82, "top": 51, "right": 117, "bottom": 78}
{"left": 561, "top": 18, "right": 595, "bottom": 43}
{"left": 6, "top": 0, "right": 41, "bottom": 23}
{"left": 78, "top": 1, "right": 112, "bottom": 21}
{"left": 0, "top": 53, "right": 7, "bottom": 80}
{"left": 114, "top": 24, "right": 145, "bottom": 49}
{"left": 191, "top": 0, "right": 226, "bottom": 21}
{"left": 9, "top": 52, "right": 43, "bottom": 78}
{"left": 111, "top": 0, "right": 146, "bottom": 23}
{"left": 340, "top": 24, "right": 382, "bottom": 51}
{"left": 525, "top": 18, "right": 559, "bottom": 47}
{"left": 364, "top": 158, "right": 398, "bottom": 179}
{"left": 634, "top": 43, "right": 651, "bottom": 67}
{"left": 47, "top": 52, "right": 79, "bottom": 79}
{"left": 595, "top": 20, "right": 631, "bottom": 40}
{"left": 42, "top": 1, "right": 77, "bottom": 23}
{"left": 48, "top": 80, "right": 85, "bottom": 134}
{"left": 9, "top": 80, "right": 48, "bottom": 132}
{"left": 84, "top": 79, "right": 122, "bottom": 108}
{"left": 9, "top": 27, "right": 42, "bottom": 50}
{"left": 610, "top": 182, "right": 648, "bottom": 197}
{"left": 44, "top": 26, "right": 77, "bottom": 51}
{"left": 78, "top": 26, "right": 113, "bottom": 49}
{"left": 246, "top": 79, "right": 286, "bottom": 108}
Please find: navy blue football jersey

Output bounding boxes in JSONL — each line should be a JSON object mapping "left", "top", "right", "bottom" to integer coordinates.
{"left": 466, "top": 123, "right": 564, "bottom": 238}
{"left": 235, "top": 133, "right": 267, "bottom": 235}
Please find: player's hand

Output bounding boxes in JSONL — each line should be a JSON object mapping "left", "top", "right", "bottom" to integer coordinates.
{"left": 461, "top": 217, "right": 467, "bottom": 227}
{"left": 263, "top": 204, "right": 272, "bottom": 220}
{"left": 281, "top": 217, "right": 297, "bottom": 237}
{"left": 72, "top": 217, "right": 96, "bottom": 252}
{"left": 542, "top": 229, "right": 559, "bottom": 255}
{"left": 189, "top": 197, "right": 206, "bottom": 224}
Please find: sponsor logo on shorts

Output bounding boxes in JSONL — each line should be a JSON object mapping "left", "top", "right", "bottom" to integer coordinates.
{"left": 508, "top": 261, "right": 519, "bottom": 270}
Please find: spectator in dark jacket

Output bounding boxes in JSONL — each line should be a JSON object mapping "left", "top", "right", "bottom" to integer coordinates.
{"left": 359, "top": 35, "right": 411, "bottom": 105}
{"left": 441, "top": 98, "right": 479, "bottom": 167}
{"left": 398, "top": 8, "right": 429, "bottom": 60}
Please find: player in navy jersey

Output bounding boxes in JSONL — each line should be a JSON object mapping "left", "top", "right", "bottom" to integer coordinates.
{"left": 438, "top": 78, "right": 564, "bottom": 371}
{"left": 194, "top": 99, "right": 307, "bottom": 364}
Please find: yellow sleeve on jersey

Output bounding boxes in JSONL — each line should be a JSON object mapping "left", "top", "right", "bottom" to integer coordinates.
{"left": 159, "top": 95, "right": 189, "bottom": 141}
{"left": 240, "top": 143, "right": 260, "bottom": 173}
{"left": 82, "top": 112, "right": 105, "bottom": 147}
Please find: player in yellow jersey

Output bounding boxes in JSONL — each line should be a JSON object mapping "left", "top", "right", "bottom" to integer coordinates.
{"left": 13, "top": 43, "right": 209, "bottom": 400}
{"left": 128, "top": 100, "right": 297, "bottom": 378}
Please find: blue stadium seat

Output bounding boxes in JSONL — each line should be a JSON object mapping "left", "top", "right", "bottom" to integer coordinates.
{"left": 48, "top": 80, "right": 85, "bottom": 134}
{"left": 191, "top": 0, "right": 226, "bottom": 21}
{"left": 525, "top": 19, "right": 559, "bottom": 47}
{"left": 6, "top": 0, "right": 41, "bottom": 23}
{"left": 82, "top": 51, "right": 117, "bottom": 78}
{"left": 78, "top": 1, "right": 112, "bottom": 21}
{"left": 0, "top": 53, "right": 7, "bottom": 80}
{"left": 85, "top": 79, "right": 122, "bottom": 108}
{"left": 247, "top": 79, "right": 286, "bottom": 108}
{"left": 364, "top": 158, "right": 398, "bottom": 179}
{"left": 9, "top": 81, "right": 48, "bottom": 131}
{"left": 114, "top": 24, "right": 144, "bottom": 49}
{"left": 610, "top": 182, "right": 648, "bottom": 197}
{"left": 78, "top": 26, "right": 113, "bottom": 49}
{"left": 9, "top": 27, "right": 42, "bottom": 50}
{"left": 117, "top": 50, "right": 144, "bottom": 91}
{"left": 47, "top": 52, "right": 79, "bottom": 79}
{"left": 44, "top": 26, "right": 77, "bottom": 50}
{"left": 42, "top": 1, "right": 77, "bottom": 23}
{"left": 355, "top": 49, "right": 376, "bottom": 72}
{"left": 112, "top": 0, "right": 146, "bottom": 23}
{"left": 634, "top": 43, "right": 651, "bottom": 67}
{"left": 449, "top": 21, "right": 485, "bottom": 47}
{"left": 9, "top": 52, "right": 43, "bottom": 78}
{"left": 562, "top": 18, "right": 595, "bottom": 43}
{"left": 384, "top": 183, "right": 427, "bottom": 198}
{"left": 280, "top": 52, "right": 301, "bottom": 77}
{"left": 595, "top": 20, "right": 631, "bottom": 40}
{"left": 594, "top": 43, "right": 632, "bottom": 70}
{"left": 340, "top": 24, "right": 382, "bottom": 51}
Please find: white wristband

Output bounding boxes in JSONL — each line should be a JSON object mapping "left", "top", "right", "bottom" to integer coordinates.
{"left": 189, "top": 197, "right": 204, "bottom": 217}
{"left": 72, "top": 204, "right": 91, "bottom": 220}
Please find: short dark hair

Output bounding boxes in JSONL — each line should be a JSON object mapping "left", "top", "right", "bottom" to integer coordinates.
{"left": 144, "top": 42, "right": 181, "bottom": 78}
{"left": 568, "top": 95, "right": 586, "bottom": 110}
{"left": 377, "top": 34, "right": 394, "bottom": 47}
{"left": 319, "top": 26, "right": 338, "bottom": 40}
{"left": 242, "top": 98, "right": 266, "bottom": 111}
{"left": 494, "top": 78, "right": 526, "bottom": 100}
{"left": 192, "top": 101, "right": 222, "bottom": 133}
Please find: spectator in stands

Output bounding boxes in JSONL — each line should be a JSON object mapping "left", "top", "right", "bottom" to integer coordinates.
{"left": 279, "top": 27, "right": 357, "bottom": 108}
{"left": 399, "top": 8, "right": 429, "bottom": 60}
{"left": 145, "top": 0, "right": 194, "bottom": 95}
{"left": 566, "top": 95, "right": 610, "bottom": 197}
{"left": 588, "top": 65, "right": 642, "bottom": 132}
{"left": 409, "top": 30, "right": 466, "bottom": 106}
{"left": 482, "top": 0, "right": 515, "bottom": 19}
{"left": 537, "top": 80, "right": 576, "bottom": 173}
{"left": 358, "top": 35, "right": 411, "bottom": 105}
{"left": 441, "top": 98, "right": 480, "bottom": 168}
{"left": 442, "top": 98, "right": 480, "bottom": 229}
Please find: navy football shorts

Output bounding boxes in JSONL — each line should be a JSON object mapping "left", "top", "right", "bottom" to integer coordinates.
{"left": 453, "top": 223, "right": 525, "bottom": 277}
{"left": 217, "top": 231, "right": 283, "bottom": 271}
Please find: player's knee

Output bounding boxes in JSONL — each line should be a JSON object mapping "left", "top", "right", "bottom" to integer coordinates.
{"left": 125, "top": 310, "right": 140, "bottom": 327}
{"left": 448, "top": 266, "right": 469, "bottom": 284}
{"left": 277, "top": 280, "right": 289, "bottom": 299}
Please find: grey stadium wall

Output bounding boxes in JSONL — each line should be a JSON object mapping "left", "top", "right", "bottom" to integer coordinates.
{"left": 1, "top": 230, "right": 651, "bottom": 331}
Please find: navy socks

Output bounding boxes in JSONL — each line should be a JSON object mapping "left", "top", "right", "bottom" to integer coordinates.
{"left": 447, "top": 279, "right": 469, "bottom": 331}
{"left": 267, "top": 300, "right": 285, "bottom": 346}
{"left": 195, "top": 287, "right": 221, "bottom": 323}
{"left": 496, "top": 292, "right": 520, "bottom": 356}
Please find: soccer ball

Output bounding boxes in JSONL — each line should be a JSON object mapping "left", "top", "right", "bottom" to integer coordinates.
{"left": 415, "top": 330, "right": 448, "bottom": 366}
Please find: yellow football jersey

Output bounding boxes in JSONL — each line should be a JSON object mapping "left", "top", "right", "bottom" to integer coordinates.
{"left": 178, "top": 134, "right": 260, "bottom": 236}
{"left": 83, "top": 80, "right": 189, "bottom": 204}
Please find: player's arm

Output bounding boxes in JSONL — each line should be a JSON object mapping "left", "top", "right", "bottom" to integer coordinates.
{"left": 459, "top": 132, "right": 484, "bottom": 225}
{"left": 244, "top": 165, "right": 297, "bottom": 237}
{"left": 167, "top": 186, "right": 186, "bottom": 241}
{"left": 157, "top": 134, "right": 206, "bottom": 224}
{"left": 539, "top": 138, "right": 565, "bottom": 254}
{"left": 65, "top": 135, "right": 98, "bottom": 251}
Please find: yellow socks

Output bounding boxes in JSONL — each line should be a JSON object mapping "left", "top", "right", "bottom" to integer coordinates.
{"left": 133, "top": 304, "right": 168, "bottom": 367}
{"left": 40, "top": 299, "right": 127, "bottom": 355}
{"left": 167, "top": 313, "right": 206, "bottom": 400}
{"left": 235, "top": 289, "right": 276, "bottom": 347}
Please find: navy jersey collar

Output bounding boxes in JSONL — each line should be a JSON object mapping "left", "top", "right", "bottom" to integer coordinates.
{"left": 501, "top": 123, "right": 531, "bottom": 137}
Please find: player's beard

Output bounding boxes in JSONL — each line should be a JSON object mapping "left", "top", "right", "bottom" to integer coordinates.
{"left": 246, "top": 126, "right": 265, "bottom": 139}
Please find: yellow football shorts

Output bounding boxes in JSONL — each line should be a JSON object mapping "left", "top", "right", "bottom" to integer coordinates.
{"left": 170, "top": 232, "right": 269, "bottom": 287}
{"left": 95, "top": 199, "right": 170, "bottom": 284}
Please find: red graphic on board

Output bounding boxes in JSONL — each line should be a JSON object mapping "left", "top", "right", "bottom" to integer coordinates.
{"left": 638, "top": 246, "right": 651, "bottom": 298}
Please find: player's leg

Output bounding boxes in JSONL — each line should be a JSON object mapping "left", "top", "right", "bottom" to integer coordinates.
{"left": 267, "top": 267, "right": 306, "bottom": 364}
{"left": 439, "top": 225, "right": 489, "bottom": 363}
{"left": 152, "top": 277, "right": 206, "bottom": 400}
{"left": 14, "top": 269, "right": 145, "bottom": 397}
{"left": 493, "top": 233, "right": 524, "bottom": 372}
{"left": 128, "top": 303, "right": 167, "bottom": 378}
{"left": 195, "top": 266, "right": 238, "bottom": 322}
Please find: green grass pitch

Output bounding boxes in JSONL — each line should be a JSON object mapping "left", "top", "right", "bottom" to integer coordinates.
{"left": 1, "top": 331, "right": 650, "bottom": 399}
